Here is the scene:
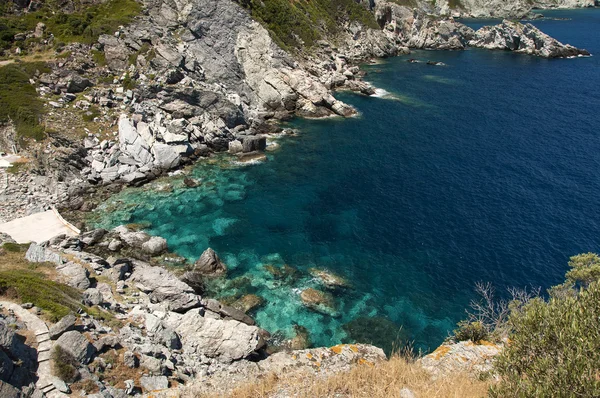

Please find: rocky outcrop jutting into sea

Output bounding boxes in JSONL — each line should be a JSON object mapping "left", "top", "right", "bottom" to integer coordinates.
{"left": 469, "top": 20, "right": 592, "bottom": 58}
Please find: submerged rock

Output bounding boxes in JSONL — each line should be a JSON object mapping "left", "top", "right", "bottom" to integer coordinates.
{"left": 309, "top": 268, "right": 350, "bottom": 289}
{"left": 263, "top": 264, "right": 298, "bottom": 283}
{"left": 183, "top": 177, "right": 201, "bottom": 188}
{"left": 287, "top": 325, "right": 312, "bottom": 350}
{"left": 231, "top": 294, "right": 265, "bottom": 313}
{"left": 300, "top": 288, "right": 337, "bottom": 316}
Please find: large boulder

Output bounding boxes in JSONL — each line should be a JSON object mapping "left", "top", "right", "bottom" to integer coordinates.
{"left": 25, "top": 243, "right": 63, "bottom": 265}
{"left": 140, "top": 375, "right": 168, "bottom": 392}
{"left": 141, "top": 236, "right": 168, "bottom": 256}
{"left": 193, "top": 248, "right": 227, "bottom": 276}
{"left": 55, "top": 331, "right": 96, "bottom": 364}
{"left": 49, "top": 314, "right": 77, "bottom": 340}
{"left": 80, "top": 229, "right": 107, "bottom": 246}
{"left": 419, "top": 341, "right": 502, "bottom": 378}
{"left": 129, "top": 261, "right": 201, "bottom": 312}
{"left": 66, "top": 74, "right": 92, "bottom": 93}
{"left": 118, "top": 116, "right": 153, "bottom": 167}
{"left": 56, "top": 262, "right": 90, "bottom": 290}
{"left": 242, "top": 136, "right": 267, "bottom": 153}
{"left": 0, "top": 233, "right": 15, "bottom": 246}
{"left": 173, "top": 309, "right": 265, "bottom": 363}
{"left": 0, "top": 381, "right": 19, "bottom": 398}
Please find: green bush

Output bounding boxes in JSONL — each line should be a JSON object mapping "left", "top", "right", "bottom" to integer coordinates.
{"left": 0, "top": 269, "right": 82, "bottom": 321}
{"left": 91, "top": 49, "right": 106, "bottom": 66}
{"left": 452, "top": 320, "right": 489, "bottom": 343}
{"left": 565, "top": 252, "right": 600, "bottom": 286}
{"left": 0, "top": 62, "right": 49, "bottom": 143}
{"left": 0, "top": 0, "right": 141, "bottom": 49}
{"left": 0, "top": 242, "right": 29, "bottom": 252}
{"left": 491, "top": 281, "right": 600, "bottom": 397}
{"left": 52, "top": 345, "right": 80, "bottom": 382}
{"left": 237, "top": 0, "right": 378, "bottom": 50}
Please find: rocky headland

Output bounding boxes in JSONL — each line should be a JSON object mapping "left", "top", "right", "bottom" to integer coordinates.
{"left": 0, "top": 0, "right": 595, "bottom": 395}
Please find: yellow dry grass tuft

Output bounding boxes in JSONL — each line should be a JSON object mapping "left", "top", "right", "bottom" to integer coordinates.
{"left": 202, "top": 354, "right": 491, "bottom": 398}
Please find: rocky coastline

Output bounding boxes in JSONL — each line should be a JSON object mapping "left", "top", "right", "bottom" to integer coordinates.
{"left": 0, "top": 0, "right": 593, "bottom": 224}
{"left": 0, "top": 0, "right": 595, "bottom": 395}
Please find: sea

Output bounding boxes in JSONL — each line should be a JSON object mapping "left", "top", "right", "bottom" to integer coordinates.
{"left": 90, "top": 9, "right": 600, "bottom": 354}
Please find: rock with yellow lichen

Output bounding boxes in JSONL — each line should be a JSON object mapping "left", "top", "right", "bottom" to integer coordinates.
{"left": 419, "top": 340, "right": 502, "bottom": 378}
{"left": 178, "top": 344, "right": 386, "bottom": 396}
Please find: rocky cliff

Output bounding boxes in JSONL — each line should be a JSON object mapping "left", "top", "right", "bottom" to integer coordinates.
{"left": 412, "top": 0, "right": 596, "bottom": 18}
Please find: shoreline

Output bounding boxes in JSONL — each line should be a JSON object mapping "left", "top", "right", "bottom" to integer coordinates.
{"left": 0, "top": 4, "right": 597, "bottom": 396}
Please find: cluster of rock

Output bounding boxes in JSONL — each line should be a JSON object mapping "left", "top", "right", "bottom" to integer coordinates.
{"left": 0, "top": 0, "right": 591, "bottom": 226}
{"left": 374, "top": 4, "right": 475, "bottom": 50}
{"left": 0, "top": 168, "right": 71, "bottom": 223}
{"left": 381, "top": 0, "right": 596, "bottom": 19}
{"left": 0, "top": 316, "right": 38, "bottom": 397}
{"left": 469, "top": 20, "right": 591, "bottom": 58}
{"left": 5, "top": 226, "right": 395, "bottom": 397}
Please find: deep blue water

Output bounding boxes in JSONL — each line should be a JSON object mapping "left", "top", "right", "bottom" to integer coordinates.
{"left": 92, "top": 9, "right": 600, "bottom": 353}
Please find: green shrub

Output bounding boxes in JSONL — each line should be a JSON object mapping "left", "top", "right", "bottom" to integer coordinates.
{"left": 91, "top": 49, "right": 106, "bottom": 66}
{"left": 46, "top": 0, "right": 141, "bottom": 44}
{"left": 448, "top": 0, "right": 463, "bottom": 9}
{"left": 0, "top": 242, "right": 29, "bottom": 252}
{"left": 565, "top": 252, "right": 600, "bottom": 287}
{"left": 82, "top": 106, "right": 101, "bottom": 122}
{"left": 491, "top": 281, "right": 600, "bottom": 397}
{"left": 52, "top": 345, "right": 80, "bottom": 382}
{"left": 452, "top": 320, "right": 489, "bottom": 343}
{"left": 121, "top": 73, "right": 136, "bottom": 90}
{"left": 0, "top": 269, "right": 82, "bottom": 321}
{"left": 236, "top": 0, "right": 378, "bottom": 50}
{"left": 0, "top": 62, "right": 49, "bottom": 143}
{"left": 0, "top": 0, "right": 141, "bottom": 49}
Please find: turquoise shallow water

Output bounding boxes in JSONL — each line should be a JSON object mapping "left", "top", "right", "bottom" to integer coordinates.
{"left": 91, "top": 9, "right": 600, "bottom": 353}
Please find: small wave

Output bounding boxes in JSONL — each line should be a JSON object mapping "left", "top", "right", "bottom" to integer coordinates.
{"left": 231, "top": 158, "right": 266, "bottom": 167}
{"left": 371, "top": 88, "right": 391, "bottom": 98}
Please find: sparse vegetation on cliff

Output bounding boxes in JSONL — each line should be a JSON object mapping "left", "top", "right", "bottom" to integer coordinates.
{"left": 235, "top": 0, "right": 378, "bottom": 50}
{"left": 213, "top": 353, "right": 491, "bottom": 398}
{"left": 0, "top": 0, "right": 141, "bottom": 51}
{"left": 0, "top": 269, "right": 82, "bottom": 321}
{"left": 0, "top": 61, "right": 49, "bottom": 143}
{"left": 489, "top": 253, "right": 600, "bottom": 397}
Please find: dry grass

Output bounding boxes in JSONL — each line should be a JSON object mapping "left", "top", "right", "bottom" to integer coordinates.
{"left": 220, "top": 355, "right": 491, "bottom": 398}
{"left": 97, "top": 349, "right": 144, "bottom": 390}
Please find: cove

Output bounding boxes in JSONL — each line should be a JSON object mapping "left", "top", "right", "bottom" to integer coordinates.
{"left": 90, "top": 9, "right": 600, "bottom": 353}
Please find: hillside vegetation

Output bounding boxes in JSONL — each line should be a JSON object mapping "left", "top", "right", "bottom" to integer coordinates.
{"left": 0, "top": 0, "right": 141, "bottom": 51}
{"left": 0, "top": 61, "right": 49, "bottom": 143}
{"left": 234, "top": 0, "right": 378, "bottom": 50}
